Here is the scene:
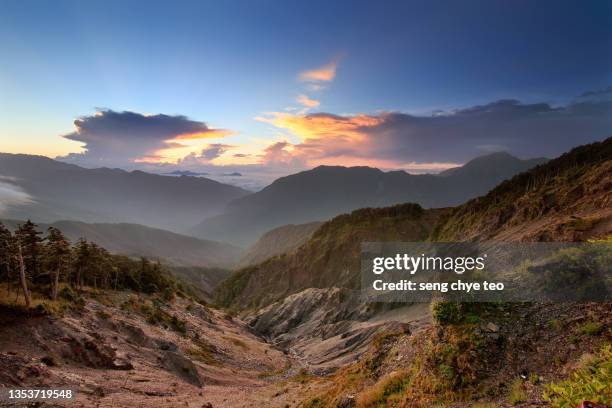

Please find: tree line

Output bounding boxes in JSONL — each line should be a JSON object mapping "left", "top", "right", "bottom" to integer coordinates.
{"left": 0, "top": 220, "right": 178, "bottom": 307}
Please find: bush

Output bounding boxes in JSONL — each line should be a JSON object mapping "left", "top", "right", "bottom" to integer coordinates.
{"left": 432, "top": 302, "right": 482, "bottom": 326}
{"left": 508, "top": 378, "right": 527, "bottom": 405}
{"left": 543, "top": 344, "right": 612, "bottom": 407}
{"left": 576, "top": 321, "right": 603, "bottom": 336}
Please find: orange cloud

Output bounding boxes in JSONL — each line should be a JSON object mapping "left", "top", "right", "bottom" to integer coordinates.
{"left": 296, "top": 94, "right": 320, "bottom": 109}
{"left": 255, "top": 111, "right": 465, "bottom": 172}
{"left": 258, "top": 112, "right": 382, "bottom": 143}
{"left": 173, "top": 129, "right": 233, "bottom": 140}
{"left": 299, "top": 59, "right": 339, "bottom": 82}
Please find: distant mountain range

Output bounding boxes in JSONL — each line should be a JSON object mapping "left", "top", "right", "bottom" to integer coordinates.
{"left": 193, "top": 152, "right": 547, "bottom": 246}
{"left": 0, "top": 153, "right": 248, "bottom": 232}
{"left": 215, "top": 137, "right": 611, "bottom": 311}
{"left": 1, "top": 219, "right": 242, "bottom": 269}
{"left": 164, "top": 170, "right": 210, "bottom": 177}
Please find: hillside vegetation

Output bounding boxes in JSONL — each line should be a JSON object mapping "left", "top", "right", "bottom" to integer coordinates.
{"left": 432, "top": 136, "right": 612, "bottom": 242}
{"left": 214, "top": 204, "right": 446, "bottom": 310}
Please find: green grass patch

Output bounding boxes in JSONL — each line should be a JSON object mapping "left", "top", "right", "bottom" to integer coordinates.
{"left": 543, "top": 343, "right": 611, "bottom": 407}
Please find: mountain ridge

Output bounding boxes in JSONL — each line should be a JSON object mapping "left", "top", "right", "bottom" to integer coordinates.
{"left": 0, "top": 153, "right": 249, "bottom": 233}
{"left": 193, "top": 152, "right": 548, "bottom": 246}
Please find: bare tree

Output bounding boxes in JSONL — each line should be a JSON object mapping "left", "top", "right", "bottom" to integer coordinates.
{"left": 17, "top": 244, "right": 31, "bottom": 307}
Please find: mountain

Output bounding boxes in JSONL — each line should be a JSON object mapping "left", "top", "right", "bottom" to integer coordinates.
{"left": 0, "top": 153, "right": 249, "bottom": 232}
{"left": 1, "top": 219, "right": 242, "bottom": 269}
{"left": 164, "top": 170, "right": 209, "bottom": 176}
{"left": 212, "top": 137, "right": 611, "bottom": 379}
{"left": 215, "top": 139, "right": 610, "bottom": 311}
{"left": 433, "top": 139, "right": 612, "bottom": 242}
{"left": 238, "top": 221, "right": 323, "bottom": 267}
{"left": 192, "top": 152, "right": 547, "bottom": 246}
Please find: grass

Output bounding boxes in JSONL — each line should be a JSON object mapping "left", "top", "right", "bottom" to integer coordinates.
{"left": 0, "top": 283, "right": 83, "bottom": 316}
{"left": 223, "top": 335, "right": 248, "bottom": 349}
{"left": 356, "top": 370, "right": 410, "bottom": 407}
{"left": 95, "top": 310, "right": 112, "bottom": 319}
{"left": 543, "top": 343, "right": 612, "bottom": 407}
{"left": 508, "top": 378, "right": 527, "bottom": 405}
{"left": 121, "top": 294, "right": 188, "bottom": 335}
{"left": 576, "top": 320, "right": 603, "bottom": 336}
{"left": 302, "top": 397, "right": 325, "bottom": 408}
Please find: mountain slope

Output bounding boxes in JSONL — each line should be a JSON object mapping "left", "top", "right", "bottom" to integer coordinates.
{"left": 0, "top": 153, "right": 249, "bottom": 232}
{"left": 214, "top": 204, "right": 446, "bottom": 310}
{"left": 238, "top": 221, "right": 323, "bottom": 267}
{"left": 193, "top": 152, "right": 546, "bottom": 246}
{"left": 1, "top": 219, "right": 242, "bottom": 269}
{"left": 215, "top": 137, "right": 611, "bottom": 312}
{"left": 432, "top": 137, "right": 612, "bottom": 242}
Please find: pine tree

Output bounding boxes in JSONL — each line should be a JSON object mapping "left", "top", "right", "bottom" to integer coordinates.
{"left": 0, "top": 222, "right": 14, "bottom": 295}
{"left": 45, "top": 227, "right": 71, "bottom": 300}
{"left": 72, "top": 238, "right": 90, "bottom": 290}
{"left": 15, "top": 220, "right": 43, "bottom": 282}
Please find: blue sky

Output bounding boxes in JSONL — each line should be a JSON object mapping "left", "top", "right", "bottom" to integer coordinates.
{"left": 1, "top": 0, "right": 611, "bottom": 187}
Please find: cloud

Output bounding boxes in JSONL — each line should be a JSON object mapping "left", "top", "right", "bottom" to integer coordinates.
{"left": 299, "top": 58, "right": 339, "bottom": 83}
{"left": 258, "top": 91, "right": 612, "bottom": 168}
{"left": 176, "top": 143, "right": 233, "bottom": 165}
{"left": 296, "top": 94, "right": 320, "bottom": 109}
{"left": 260, "top": 141, "right": 304, "bottom": 166}
{"left": 0, "top": 180, "right": 34, "bottom": 215}
{"left": 59, "top": 110, "right": 230, "bottom": 167}
{"left": 200, "top": 143, "right": 232, "bottom": 160}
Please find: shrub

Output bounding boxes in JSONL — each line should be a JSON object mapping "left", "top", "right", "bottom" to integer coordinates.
{"left": 508, "top": 378, "right": 527, "bottom": 405}
{"left": 543, "top": 344, "right": 612, "bottom": 407}
{"left": 576, "top": 321, "right": 603, "bottom": 336}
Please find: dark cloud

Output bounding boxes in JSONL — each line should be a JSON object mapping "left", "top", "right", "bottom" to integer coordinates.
{"left": 367, "top": 96, "right": 612, "bottom": 162}
{"left": 200, "top": 144, "right": 232, "bottom": 160}
{"left": 266, "top": 89, "right": 612, "bottom": 166}
{"left": 578, "top": 86, "right": 612, "bottom": 100}
{"left": 60, "top": 110, "right": 226, "bottom": 166}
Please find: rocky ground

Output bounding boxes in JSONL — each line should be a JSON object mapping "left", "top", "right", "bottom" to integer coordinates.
{"left": 0, "top": 291, "right": 303, "bottom": 407}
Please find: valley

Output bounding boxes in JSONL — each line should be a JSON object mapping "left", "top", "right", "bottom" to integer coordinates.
{"left": 0, "top": 138, "right": 610, "bottom": 407}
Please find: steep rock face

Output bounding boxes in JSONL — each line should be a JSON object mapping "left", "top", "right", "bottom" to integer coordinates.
{"left": 246, "top": 287, "right": 429, "bottom": 373}
{"left": 239, "top": 222, "right": 323, "bottom": 267}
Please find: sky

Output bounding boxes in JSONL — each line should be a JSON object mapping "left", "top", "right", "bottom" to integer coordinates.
{"left": 1, "top": 0, "right": 611, "bottom": 189}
